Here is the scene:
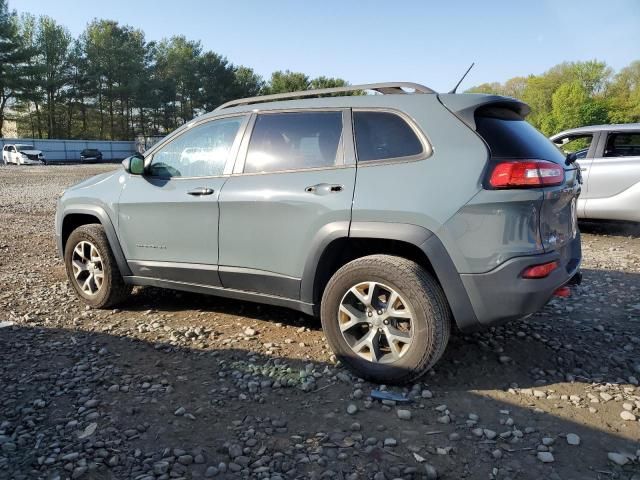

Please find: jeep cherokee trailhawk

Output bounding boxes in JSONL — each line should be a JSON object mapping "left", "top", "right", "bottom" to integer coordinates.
{"left": 56, "top": 82, "right": 582, "bottom": 383}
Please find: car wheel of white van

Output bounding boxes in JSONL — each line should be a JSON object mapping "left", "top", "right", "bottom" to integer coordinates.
{"left": 64, "top": 224, "right": 132, "bottom": 308}
{"left": 321, "top": 254, "right": 451, "bottom": 384}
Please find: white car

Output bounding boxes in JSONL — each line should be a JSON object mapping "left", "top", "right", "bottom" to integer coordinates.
{"left": 2, "top": 144, "right": 46, "bottom": 165}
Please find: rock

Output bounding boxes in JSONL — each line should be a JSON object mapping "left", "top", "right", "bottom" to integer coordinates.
{"left": 347, "top": 404, "right": 358, "bottom": 415}
{"left": 383, "top": 437, "right": 397, "bottom": 447}
{"left": 607, "top": 452, "right": 630, "bottom": 466}
{"left": 424, "top": 463, "right": 438, "bottom": 479}
{"left": 243, "top": 327, "right": 256, "bottom": 336}
{"left": 566, "top": 433, "right": 580, "bottom": 445}
{"left": 492, "top": 449, "right": 502, "bottom": 459}
{"left": 153, "top": 461, "right": 170, "bottom": 475}
{"left": 620, "top": 411, "right": 636, "bottom": 421}
{"left": 542, "top": 437, "right": 555, "bottom": 446}
{"left": 178, "top": 454, "right": 193, "bottom": 465}
{"left": 228, "top": 444, "right": 243, "bottom": 459}
{"left": 397, "top": 409, "right": 412, "bottom": 420}
{"left": 483, "top": 429, "right": 497, "bottom": 440}
{"left": 436, "top": 414, "right": 450, "bottom": 424}
{"left": 421, "top": 389, "right": 433, "bottom": 399}
{"left": 537, "top": 452, "right": 555, "bottom": 463}
{"left": 205, "top": 466, "right": 219, "bottom": 477}
{"left": 174, "top": 406, "right": 186, "bottom": 416}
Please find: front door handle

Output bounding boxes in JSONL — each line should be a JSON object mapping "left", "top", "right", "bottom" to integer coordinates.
{"left": 305, "top": 183, "right": 344, "bottom": 195}
{"left": 187, "top": 187, "right": 214, "bottom": 196}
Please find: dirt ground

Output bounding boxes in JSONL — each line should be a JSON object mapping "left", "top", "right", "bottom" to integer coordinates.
{"left": 0, "top": 164, "right": 639, "bottom": 480}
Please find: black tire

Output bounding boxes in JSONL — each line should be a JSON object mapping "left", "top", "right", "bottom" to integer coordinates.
{"left": 321, "top": 254, "right": 451, "bottom": 384}
{"left": 64, "top": 224, "right": 132, "bottom": 308}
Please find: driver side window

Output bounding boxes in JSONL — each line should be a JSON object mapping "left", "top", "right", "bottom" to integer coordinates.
{"left": 149, "top": 116, "right": 245, "bottom": 178}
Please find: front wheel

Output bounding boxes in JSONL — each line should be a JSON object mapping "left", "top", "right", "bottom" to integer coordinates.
{"left": 321, "top": 254, "right": 451, "bottom": 384}
{"left": 64, "top": 224, "right": 132, "bottom": 308}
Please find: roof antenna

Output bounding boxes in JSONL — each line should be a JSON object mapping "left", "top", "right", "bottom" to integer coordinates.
{"left": 449, "top": 62, "right": 475, "bottom": 94}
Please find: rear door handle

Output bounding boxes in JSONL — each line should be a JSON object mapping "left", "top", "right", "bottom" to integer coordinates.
{"left": 187, "top": 187, "right": 214, "bottom": 196}
{"left": 305, "top": 183, "right": 344, "bottom": 195}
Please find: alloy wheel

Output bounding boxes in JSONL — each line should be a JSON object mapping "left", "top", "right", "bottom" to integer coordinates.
{"left": 71, "top": 241, "right": 105, "bottom": 296}
{"left": 338, "top": 281, "right": 414, "bottom": 363}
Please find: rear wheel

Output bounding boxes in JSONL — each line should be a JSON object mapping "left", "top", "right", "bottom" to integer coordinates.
{"left": 64, "top": 224, "right": 132, "bottom": 308}
{"left": 321, "top": 254, "right": 451, "bottom": 384}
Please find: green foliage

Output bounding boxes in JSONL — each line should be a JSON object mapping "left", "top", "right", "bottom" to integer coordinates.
{"left": 0, "top": 0, "right": 34, "bottom": 134}
{"left": 467, "top": 59, "right": 638, "bottom": 136}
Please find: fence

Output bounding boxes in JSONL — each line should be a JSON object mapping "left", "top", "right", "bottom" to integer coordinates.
{"left": 0, "top": 138, "right": 136, "bottom": 162}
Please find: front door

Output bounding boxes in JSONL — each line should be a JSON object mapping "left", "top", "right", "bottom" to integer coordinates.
{"left": 218, "top": 110, "right": 356, "bottom": 299}
{"left": 117, "top": 115, "right": 248, "bottom": 285}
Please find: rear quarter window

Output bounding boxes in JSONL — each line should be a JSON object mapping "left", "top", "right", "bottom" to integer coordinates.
{"left": 353, "top": 111, "right": 424, "bottom": 163}
{"left": 475, "top": 107, "right": 565, "bottom": 163}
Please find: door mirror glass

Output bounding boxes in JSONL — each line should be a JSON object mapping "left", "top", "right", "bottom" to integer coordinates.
{"left": 123, "top": 154, "right": 145, "bottom": 175}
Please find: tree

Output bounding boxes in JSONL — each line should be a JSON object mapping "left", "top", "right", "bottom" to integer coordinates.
{"left": 35, "top": 16, "right": 72, "bottom": 138}
{"left": 0, "top": 0, "right": 33, "bottom": 135}
{"left": 607, "top": 61, "right": 640, "bottom": 123}
{"left": 265, "top": 70, "right": 310, "bottom": 94}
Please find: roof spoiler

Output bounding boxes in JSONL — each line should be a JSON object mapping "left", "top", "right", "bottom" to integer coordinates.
{"left": 437, "top": 94, "right": 530, "bottom": 130}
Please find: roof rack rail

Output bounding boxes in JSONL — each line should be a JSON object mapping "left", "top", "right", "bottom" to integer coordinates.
{"left": 215, "top": 82, "right": 436, "bottom": 110}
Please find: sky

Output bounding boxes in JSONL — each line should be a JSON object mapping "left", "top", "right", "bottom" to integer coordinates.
{"left": 11, "top": 0, "right": 640, "bottom": 92}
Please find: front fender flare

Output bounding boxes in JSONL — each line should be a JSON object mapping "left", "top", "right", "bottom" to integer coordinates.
{"left": 58, "top": 205, "right": 132, "bottom": 276}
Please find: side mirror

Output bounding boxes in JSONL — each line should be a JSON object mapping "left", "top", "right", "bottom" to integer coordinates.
{"left": 565, "top": 151, "right": 578, "bottom": 166}
{"left": 122, "top": 154, "right": 145, "bottom": 175}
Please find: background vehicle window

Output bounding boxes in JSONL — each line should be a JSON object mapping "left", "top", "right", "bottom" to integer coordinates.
{"left": 149, "top": 116, "right": 244, "bottom": 178}
{"left": 604, "top": 132, "right": 640, "bottom": 157}
{"left": 353, "top": 111, "right": 423, "bottom": 162}
{"left": 554, "top": 134, "right": 593, "bottom": 159}
{"left": 244, "top": 111, "right": 342, "bottom": 174}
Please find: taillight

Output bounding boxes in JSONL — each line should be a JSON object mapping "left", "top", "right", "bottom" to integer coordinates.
{"left": 489, "top": 160, "right": 564, "bottom": 188}
{"left": 522, "top": 261, "right": 558, "bottom": 279}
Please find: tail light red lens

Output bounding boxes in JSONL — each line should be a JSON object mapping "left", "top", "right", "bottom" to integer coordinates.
{"left": 522, "top": 261, "right": 559, "bottom": 279}
{"left": 489, "top": 160, "right": 564, "bottom": 188}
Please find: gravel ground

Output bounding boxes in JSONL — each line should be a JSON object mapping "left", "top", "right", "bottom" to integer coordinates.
{"left": 0, "top": 164, "right": 639, "bottom": 480}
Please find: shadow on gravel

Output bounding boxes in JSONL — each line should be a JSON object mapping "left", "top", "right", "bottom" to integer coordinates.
{"left": 579, "top": 220, "right": 640, "bottom": 238}
{"left": 1, "top": 318, "right": 638, "bottom": 479}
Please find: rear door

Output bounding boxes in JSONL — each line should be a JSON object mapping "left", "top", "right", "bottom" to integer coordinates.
{"left": 217, "top": 109, "right": 356, "bottom": 299}
{"left": 117, "top": 114, "right": 248, "bottom": 285}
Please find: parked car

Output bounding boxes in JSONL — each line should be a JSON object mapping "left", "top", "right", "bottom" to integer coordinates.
{"left": 80, "top": 148, "right": 103, "bottom": 163}
{"left": 55, "top": 82, "right": 582, "bottom": 383}
{"left": 551, "top": 124, "right": 640, "bottom": 222}
{"left": 2, "top": 143, "right": 46, "bottom": 165}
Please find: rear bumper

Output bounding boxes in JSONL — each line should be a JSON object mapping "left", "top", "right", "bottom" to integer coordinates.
{"left": 458, "top": 234, "right": 581, "bottom": 329}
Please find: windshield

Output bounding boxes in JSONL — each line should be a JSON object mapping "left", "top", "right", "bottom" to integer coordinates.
{"left": 16, "top": 145, "right": 35, "bottom": 152}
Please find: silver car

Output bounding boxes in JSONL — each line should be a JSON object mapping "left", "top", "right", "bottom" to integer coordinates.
{"left": 551, "top": 124, "right": 640, "bottom": 222}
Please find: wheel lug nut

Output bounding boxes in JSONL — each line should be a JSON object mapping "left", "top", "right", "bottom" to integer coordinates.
{"left": 377, "top": 310, "right": 383, "bottom": 315}
{"left": 367, "top": 311, "right": 373, "bottom": 317}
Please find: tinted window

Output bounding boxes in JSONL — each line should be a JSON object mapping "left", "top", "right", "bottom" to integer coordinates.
{"left": 244, "top": 111, "right": 342, "bottom": 174}
{"left": 150, "top": 116, "right": 244, "bottom": 178}
{"left": 353, "top": 111, "right": 423, "bottom": 162}
{"left": 475, "top": 108, "right": 565, "bottom": 163}
{"left": 604, "top": 132, "right": 640, "bottom": 157}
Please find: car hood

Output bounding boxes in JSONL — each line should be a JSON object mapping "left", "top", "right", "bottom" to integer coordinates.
{"left": 66, "top": 170, "right": 121, "bottom": 193}
{"left": 19, "top": 149, "right": 42, "bottom": 155}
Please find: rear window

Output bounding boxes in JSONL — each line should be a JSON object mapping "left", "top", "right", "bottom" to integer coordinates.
{"left": 475, "top": 108, "right": 565, "bottom": 163}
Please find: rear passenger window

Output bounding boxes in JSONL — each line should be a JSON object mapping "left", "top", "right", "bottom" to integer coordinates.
{"left": 353, "top": 111, "right": 424, "bottom": 162}
{"left": 604, "top": 132, "right": 640, "bottom": 157}
{"left": 244, "top": 111, "right": 343, "bottom": 174}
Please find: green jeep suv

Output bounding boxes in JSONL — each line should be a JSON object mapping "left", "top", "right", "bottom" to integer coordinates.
{"left": 55, "top": 82, "right": 582, "bottom": 383}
